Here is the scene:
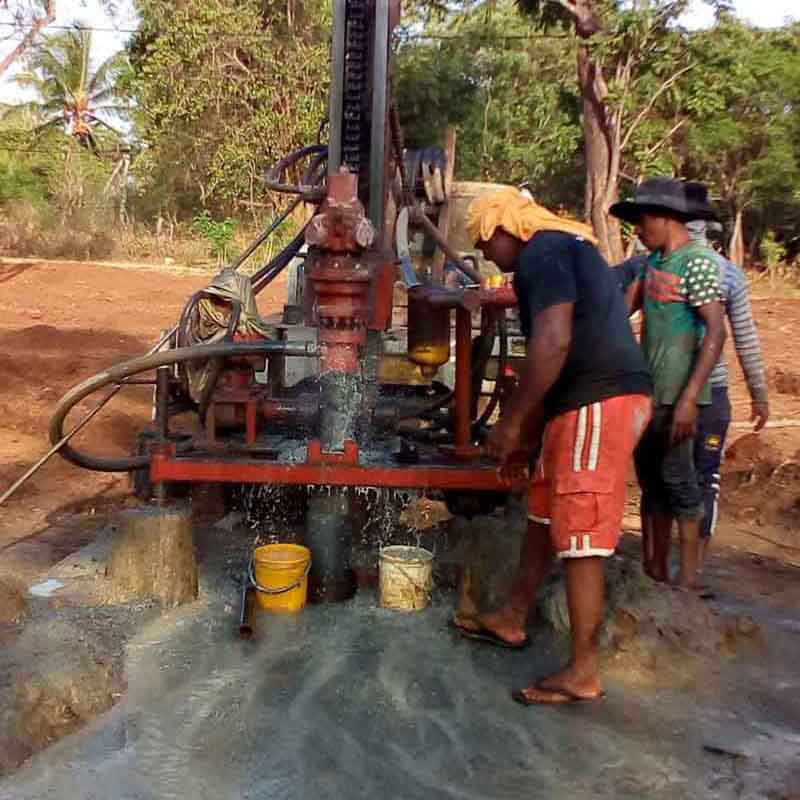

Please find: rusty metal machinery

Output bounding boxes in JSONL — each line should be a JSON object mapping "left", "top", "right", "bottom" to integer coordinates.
{"left": 49, "top": 0, "right": 524, "bottom": 602}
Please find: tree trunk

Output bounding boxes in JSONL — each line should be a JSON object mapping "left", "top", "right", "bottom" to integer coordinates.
{"left": 729, "top": 208, "right": 745, "bottom": 267}
{"left": 106, "top": 506, "right": 198, "bottom": 607}
{"left": 0, "top": 2, "right": 56, "bottom": 78}
{"left": 578, "top": 47, "right": 624, "bottom": 264}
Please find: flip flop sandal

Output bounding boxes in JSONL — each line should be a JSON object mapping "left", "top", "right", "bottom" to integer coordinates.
{"left": 447, "top": 618, "right": 531, "bottom": 650}
{"left": 511, "top": 682, "right": 606, "bottom": 706}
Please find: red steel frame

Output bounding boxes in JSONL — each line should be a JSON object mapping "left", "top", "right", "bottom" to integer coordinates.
{"left": 150, "top": 287, "right": 524, "bottom": 492}
{"left": 151, "top": 439, "right": 527, "bottom": 491}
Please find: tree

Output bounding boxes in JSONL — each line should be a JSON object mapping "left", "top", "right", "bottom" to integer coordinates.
{"left": 14, "top": 23, "right": 129, "bottom": 151}
{"left": 516, "top": 0, "right": 701, "bottom": 261}
{"left": 396, "top": 3, "right": 584, "bottom": 208}
{"left": 0, "top": 0, "right": 56, "bottom": 77}
{"left": 680, "top": 20, "right": 800, "bottom": 262}
{"left": 129, "top": 0, "right": 330, "bottom": 218}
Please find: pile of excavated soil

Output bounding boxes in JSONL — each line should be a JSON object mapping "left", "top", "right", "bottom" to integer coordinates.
{"left": 720, "top": 431, "right": 800, "bottom": 549}
{"left": 0, "top": 610, "right": 130, "bottom": 777}
{"left": 768, "top": 366, "right": 800, "bottom": 397}
{"left": 454, "top": 507, "right": 750, "bottom": 683}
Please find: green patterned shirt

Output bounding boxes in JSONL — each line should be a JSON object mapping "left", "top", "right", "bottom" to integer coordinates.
{"left": 642, "top": 243, "right": 721, "bottom": 406}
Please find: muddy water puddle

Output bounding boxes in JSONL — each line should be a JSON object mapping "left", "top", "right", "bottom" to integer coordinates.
{"left": 2, "top": 584, "right": 799, "bottom": 799}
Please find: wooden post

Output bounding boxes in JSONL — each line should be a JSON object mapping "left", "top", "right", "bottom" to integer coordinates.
{"left": 106, "top": 506, "right": 198, "bottom": 607}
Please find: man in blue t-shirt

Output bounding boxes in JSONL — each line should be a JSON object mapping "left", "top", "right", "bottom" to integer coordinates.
{"left": 450, "top": 187, "right": 652, "bottom": 706}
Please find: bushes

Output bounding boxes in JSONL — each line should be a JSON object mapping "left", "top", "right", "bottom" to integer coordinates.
{"left": 0, "top": 202, "right": 115, "bottom": 261}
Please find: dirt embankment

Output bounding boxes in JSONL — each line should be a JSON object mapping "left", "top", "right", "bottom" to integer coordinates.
{"left": 0, "top": 259, "right": 288, "bottom": 558}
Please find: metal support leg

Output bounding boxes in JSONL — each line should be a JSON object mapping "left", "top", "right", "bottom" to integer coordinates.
{"left": 454, "top": 308, "right": 472, "bottom": 455}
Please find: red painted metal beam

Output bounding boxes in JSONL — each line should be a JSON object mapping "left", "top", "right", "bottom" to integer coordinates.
{"left": 151, "top": 451, "right": 526, "bottom": 491}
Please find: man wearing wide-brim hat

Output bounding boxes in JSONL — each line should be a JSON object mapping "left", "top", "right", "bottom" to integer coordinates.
{"left": 610, "top": 177, "right": 726, "bottom": 589}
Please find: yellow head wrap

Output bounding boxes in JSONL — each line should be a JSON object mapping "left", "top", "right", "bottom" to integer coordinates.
{"left": 466, "top": 186, "right": 597, "bottom": 246}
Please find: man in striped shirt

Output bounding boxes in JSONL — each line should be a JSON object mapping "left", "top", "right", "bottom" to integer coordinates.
{"left": 686, "top": 220, "right": 770, "bottom": 572}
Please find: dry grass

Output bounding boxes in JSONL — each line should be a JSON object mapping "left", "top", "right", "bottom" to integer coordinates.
{"left": 0, "top": 202, "right": 302, "bottom": 271}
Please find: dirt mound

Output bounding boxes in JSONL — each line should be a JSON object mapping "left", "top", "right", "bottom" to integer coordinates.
{"left": 0, "top": 616, "right": 125, "bottom": 777}
{"left": 768, "top": 366, "right": 800, "bottom": 397}
{"left": 455, "top": 512, "right": 745, "bottom": 681}
{"left": 724, "top": 432, "right": 784, "bottom": 477}
{"left": 539, "top": 552, "right": 731, "bottom": 673}
{"left": 0, "top": 578, "right": 26, "bottom": 626}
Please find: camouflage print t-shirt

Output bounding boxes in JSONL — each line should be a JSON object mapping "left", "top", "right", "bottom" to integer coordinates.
{"left": 642, "top": 242, "right": 721, "bottom": 406}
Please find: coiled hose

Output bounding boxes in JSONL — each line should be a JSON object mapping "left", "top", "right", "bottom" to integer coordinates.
{"left": 49, "top": 340, "right": 315, "bottom": 473}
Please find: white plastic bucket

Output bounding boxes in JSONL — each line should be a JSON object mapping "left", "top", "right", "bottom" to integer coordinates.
{"left": 379, "top": 545, "right": 434, "bottom": 612}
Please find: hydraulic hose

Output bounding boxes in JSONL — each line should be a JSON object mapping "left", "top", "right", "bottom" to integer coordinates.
{"left": 49, "top": 340, "right": 316, "bottom": 473}
{"left": 473, "top": 309, "right": 508, "bottom": 434}
{"left": 264, "top": 144, "right": 328, "bottom": 200}
{"left": 251, "top": 226, "right": 308, "bottom": 295}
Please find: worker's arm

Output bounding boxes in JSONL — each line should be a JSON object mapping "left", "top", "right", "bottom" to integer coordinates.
{"left": 726, "top": 271, "right": 769, "bottom": 430}
{"left": 670, "top": 300, "right": 726, "bottom": 445}
{"left": 486, "top": 302, "right": 572, "bottom": 461}
{"left": 625, "top": 277, "right": 643, "bottom": 315}
{"left": 612, "top": 255, "right": 646, "bottom": 315}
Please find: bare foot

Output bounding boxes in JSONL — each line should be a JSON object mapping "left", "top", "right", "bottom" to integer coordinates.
{"left": 478, "top": 609, "right": 528, "bottom": 646}
{"left": 644, "top": 560, "right": 669, "bottom": 583}
{"left": 675, "top": 572, "right": 697, "bottom": 590}
{"left": 451, "top": 612, "right": 480, "bottom": 632}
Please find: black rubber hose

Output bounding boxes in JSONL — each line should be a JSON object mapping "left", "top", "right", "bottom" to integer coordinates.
{"left": 251, "top": 226, "right": 308, "bottom": 295}
{"left": 264, "top": 144, "right": 328, "bottom": 200}
{"left": 229, "top": 196, "right": 303, "bottom": 272}
{"left": 473, "top": 309, "right": 508, "bottom": 434}
{"left": 49, "top": 340, "right": 316, "bottom": 473}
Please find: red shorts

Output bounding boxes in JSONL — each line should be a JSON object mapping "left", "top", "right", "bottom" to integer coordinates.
{"left": 528, "top": 394, "right": 652, "bottom": 559}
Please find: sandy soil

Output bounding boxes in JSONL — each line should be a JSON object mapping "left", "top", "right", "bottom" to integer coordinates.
{"left": 0, "top": 259, "right": 288, "bottom": 575}
{"left": 2, "top": 258, "right": 798, "bottom": 568}
{"left": 0, "top": 259, "right": 798, "bottom": 792}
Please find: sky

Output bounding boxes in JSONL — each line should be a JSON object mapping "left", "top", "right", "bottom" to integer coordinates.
{"left": 0, "top": 0, "right": 797, "bottom": 103}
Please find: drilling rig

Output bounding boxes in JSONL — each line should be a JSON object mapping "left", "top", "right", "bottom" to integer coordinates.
{"left": 49, "top": 0, "right": 524, "bottom": 603}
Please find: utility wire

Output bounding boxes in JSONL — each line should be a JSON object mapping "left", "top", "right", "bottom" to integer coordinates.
{"left": 0, "top": 20, "right": 570, "bottom": 41}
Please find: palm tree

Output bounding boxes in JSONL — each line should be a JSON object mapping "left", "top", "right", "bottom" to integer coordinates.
{"left": 13, "top": 22, "right": 129, "bottom": 153}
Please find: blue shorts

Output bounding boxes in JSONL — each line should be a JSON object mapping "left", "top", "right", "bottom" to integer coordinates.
{"left": 634, "top": 404, "right": 704, "bottom": 521}
{"left": 694, "top": 386, "right": 732, "bottom": 539}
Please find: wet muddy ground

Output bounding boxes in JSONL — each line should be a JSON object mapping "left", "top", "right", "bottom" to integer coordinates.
{"left": 1, "top": 512, "right": 799, "bottom": 800}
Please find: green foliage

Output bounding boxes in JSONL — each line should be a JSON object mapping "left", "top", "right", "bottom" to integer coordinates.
{"left": 680, "top": 20, "right": 800, "bottom": 255}
{"left": 396, "top": 2, "right": 583, "bottom": 210}
{"left": 129, "top": 0, "right": 330, "bottom": 217}
{"left": 14, "top": 23, "right": 129, "bottom": 146}
{"left": 761, "top": 231, "right": 786, "bottom": 267}
{"left": 192, "top": 210, "right": 237, "bottom": 265}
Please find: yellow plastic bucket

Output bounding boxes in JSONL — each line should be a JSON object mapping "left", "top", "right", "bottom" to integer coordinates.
{"left": 251, "top": 544, "right": 311, "bottom": 613}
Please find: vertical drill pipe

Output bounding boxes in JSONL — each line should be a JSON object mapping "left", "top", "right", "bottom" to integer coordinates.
{"left": 454, "top": 308, "right": 473, "bottom": 450}
{"left": 328, "top": 0, "right": 346, "bottom": 174}
{"left": 156, "top": 366, "right": 171, "bottom": 441}
{"left": 154, "top": 365, "right": 171, "bottom": 504}
{"left": 368, "top": 0, "right": 390, "bottom": 232}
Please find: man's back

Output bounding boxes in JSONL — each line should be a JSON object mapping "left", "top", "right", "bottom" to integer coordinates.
{"left": 513, "top": 231, "right": 651, "bottom": 417}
